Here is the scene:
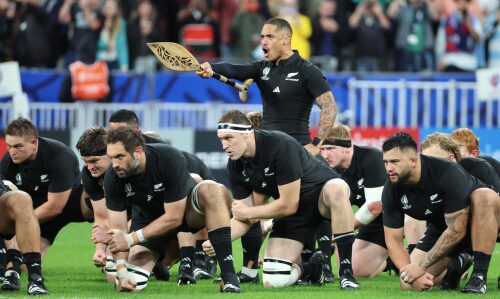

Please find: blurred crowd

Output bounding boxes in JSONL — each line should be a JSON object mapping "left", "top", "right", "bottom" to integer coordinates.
{"left": 0, "top": 0, "right": 499, "bottom": 73}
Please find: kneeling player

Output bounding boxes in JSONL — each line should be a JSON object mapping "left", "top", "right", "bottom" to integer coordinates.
{"left": 0, "top": 180, "right": 47, "bottom": 295}
{"left": 206, "top": 110, "right": 360, "bottom": 290}
{"left": 104, "top": 127, "right": 240, "bottom": 292}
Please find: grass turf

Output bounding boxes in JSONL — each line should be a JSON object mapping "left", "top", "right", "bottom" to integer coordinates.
{"left": 2, "top": 222, "right": 499, "bottom": 298}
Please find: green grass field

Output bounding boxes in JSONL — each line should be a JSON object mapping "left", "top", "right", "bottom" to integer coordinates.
{"left": 2, "top": 222, "right": 500, "bottom": 298}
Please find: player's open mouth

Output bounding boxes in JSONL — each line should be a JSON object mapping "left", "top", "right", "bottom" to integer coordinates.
{"left": 262, "top": 47, "right": 269, "bottom": 58}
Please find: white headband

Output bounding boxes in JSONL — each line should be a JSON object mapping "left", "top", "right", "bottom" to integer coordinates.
{"left": 217, "top": 123, "right": 253, "bottom": 134}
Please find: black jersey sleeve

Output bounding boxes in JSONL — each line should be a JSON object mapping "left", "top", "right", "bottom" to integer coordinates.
{"left": 439, "top": 165, "right": 473, "bottom": 214}
{"left": 103, "top": 168, "right": 127, "bottom": 212}
{"left": 183, "top": 152, "right": 216, "bottom": 181}
{"left": 212, "top": 62, "right": 260, "bottom": 82}
{"left": 81, "top": 167, "right": 105, "bottom": 201}
{"left": 303, "top": 63, "right": 331, "bottom": 99}
{"left": 273, "top": 140, "right": 303, "bottom": 185}
{"left": 161, "top": 148, "right": 194, "bottom": 203}
{"left": 480, "top": 155, "right": 500, "bottom": 179}
{"left": 227, "top": 161, "right": 252, "bottom": 199}
{"left": 461, "top": 158, "right": 500, "bottom": 192}
{"left": 382, "top": 182, "right": 404, "bottom": 228}
{"left": 361, "top": 149, "right": 387, "bottom": 188}
{"left": 47, "top": 150, "right": 79, "bottom": 192}
{"left": 0, "top": 154, "right": 12, "bottom": 179}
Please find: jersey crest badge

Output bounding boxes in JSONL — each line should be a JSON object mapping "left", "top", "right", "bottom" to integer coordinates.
{"left": 125, "top": 183, "right": 135, "bottom": 197}
{"left": 401, "top": 195, "right": 411, "bottom": 210}
{"left": 154, "top": 183, "right": 165, "bottom": 192}
{"left": 285, "top": 72, "right": 299, "bottom": 81}
{"left": 15, "top": 173, "right": 22, "bottom": 186}
{"left": 261, "top": 67, "right": 270, "bottom": 80}
{"left": 40, "top": 174, "right": 49, "bottom": 183}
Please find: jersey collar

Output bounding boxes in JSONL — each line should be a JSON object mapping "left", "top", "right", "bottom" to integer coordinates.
{"left": 277, "top": 50, "right": 300, "bottom": 66}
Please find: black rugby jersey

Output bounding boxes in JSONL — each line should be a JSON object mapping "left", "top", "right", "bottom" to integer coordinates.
{"left": 227, "top": 130, "right": 337, "bottom": 200}
{"left": 104, "top": 144, "right": 196, "bottom": 219}
{"left": 143, "top": 134, "right": 167, "bottom": 145}
{"left": 479, "top": 155, "right": 500, "bottom": 179}
{"left": 459, "top": 157, "right": 500, "bottom": 192}
{"left": 338, "top": 145, "right": 386, "bottom": 207}
{"left": 383, "top": 155, "right": 483, "bottom": 231}
{"left": 0, "top": 137, "right": 81, "bottom": 208}
{"left": 212, "top": 51, "right": 331, "bottom": 145}
{"left": 82, "top": 131, "right": 213, "bottom": 202}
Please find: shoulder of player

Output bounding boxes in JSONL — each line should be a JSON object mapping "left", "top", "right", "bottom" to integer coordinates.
{"left": 422, "top": 155, "right": 466, "bottom": 181}
{"left": 460, "top": 157, "right": 494, "bottom": 174}
{"left": 38, "top": 137, "right": 78, "bottom": 163}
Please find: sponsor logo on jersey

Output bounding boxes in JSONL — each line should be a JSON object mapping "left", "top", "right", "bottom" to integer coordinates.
{"left": 261, "top": 182, "right": 267, "bottom": 188}
{"left": 285, "top": 72, "right": 299, "bottom": 81}
{"left": 401, "top": 195, "right": 411, "bottom": 209}
{"left": 147, "top": 194, "right": 153, "bottom": 201}
{"left": 273, "top": 86, "right": 280, "bottom": 93}
{"left": 154, "top": 183, "right": 165, "bottom": 192}
{"left": 430, "top": 193, "right": 442, "bottom": 204}
{"left": 125, "top": 183, "right": 135, "bottom": 197}
{"left": 425, "top": 209, "right": 432, "bottom": 215}
{"left": 261, "top": 67, "right": 270, "bottom": 80}
{"left": 40, "top": 174, "right": 49, "bottom": 183}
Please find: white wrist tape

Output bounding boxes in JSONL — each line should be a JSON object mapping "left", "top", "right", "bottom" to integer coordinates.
{"left": 355, "top": 186, "right": 384, "bottom": 225}
{"left": 355, "top": 204, "right": 377, "bottom": 225}
{"left": 115, "top": 259, "right": 128, "bottom": 279}
{"left": 125, "top": 230, "right": 146, "bottom": 248}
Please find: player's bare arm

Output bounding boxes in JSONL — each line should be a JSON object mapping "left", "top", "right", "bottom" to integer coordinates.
{"left": 384, "top": 226, "right": 411, "bottom": 270}
{"left": 314, "top": 91, "right": 337, "bottom": 140}
{"left": 90, "top": 199, "right": 109, "bottom": 266}
{"left": 35, "top": 190, "right": 72, "bottom": 223}
{"left": 140, "top": 199, "right": 186, "bottom": 240}
{"left": 234, "top": 180, "right": 300, "bottom": 220}
{"left": 419, "top": 207, "right": 469, "bottom": 269}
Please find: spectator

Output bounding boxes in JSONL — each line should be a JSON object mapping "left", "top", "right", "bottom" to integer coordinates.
{"left": 59, "top": 0, "right": 104, "bottom": 66}
{"left": 387, "top": 0, "right": 438, "bottom": 72}
{"left": 230, "top": 0, "right": 265, "bottom": 61}
{"left": 96, "top": 0, "right": 129, "bottom": 71}
{"left": 277, "top": 0, "right": 312, "bottom": 59}
{"left": 0, "top": 0, "right": 14, "bottom": 62}
{"left": 9, "top": 0, "right": 50, "bottom": 68}
{"left": 435, "top": 0, "right": 483, "bottom": 72}
{"left": 311, "top": 0, "right": 339, "bottom": 58}
{"left": 349, "top": 0, "right": 390, "bottom": 72}
{"left": 212, "top": 0, "right": 238, "bottom": 59}
{"left": 177, "top": 0, "right": 220, "bottom": 58}
{"left": 43, "top": 0, "right": 68, "bottom": 68}
{"left": 127, "top": 0, "right": 161, "bottom": 72}
{"left": 484, "top": 3, "right": 500, "bottom": 67}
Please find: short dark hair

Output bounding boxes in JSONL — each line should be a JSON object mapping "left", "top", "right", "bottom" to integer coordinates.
{"left": 77, "top": 126, "right": 107, "bottom": 157}
{"left": 264, "top": 18, "right": 292, "bottom": 36}
{"left": 108, "top": 109, "right": 140, "bottom": 127}
{"left": 106, "top": 126, "right": 145, "bottom": 155}
{"left": 219, "top": 109, "right": 252, "bottom": 126}
{"left": 6, "top": 117, "right": 38, "bottom": 139}
{"left": 382, "top": 132, "right": 417, "bottom": 153}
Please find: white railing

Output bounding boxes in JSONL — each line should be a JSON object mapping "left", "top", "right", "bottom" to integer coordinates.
{"left": 1, "top": 79, "right": 497, "bottom": 131}
{"left": 348, "top": 79, "right": 499, "bottom": 128}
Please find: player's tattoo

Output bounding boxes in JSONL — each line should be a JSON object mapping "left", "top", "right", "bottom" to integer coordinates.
{"left": 315, "top": 91, "right": 337, "bottom": 139}
{"left": 418, "top": 208, "right": 469, "bottom": 269}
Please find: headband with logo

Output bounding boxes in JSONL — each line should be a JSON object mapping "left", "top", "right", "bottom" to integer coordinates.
{"left": 217, "top": 123, "right": 253, "bottom": 134}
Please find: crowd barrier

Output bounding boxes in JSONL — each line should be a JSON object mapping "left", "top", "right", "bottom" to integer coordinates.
{"left": 2, "top": 70, "right": 497, "bottom": 130}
